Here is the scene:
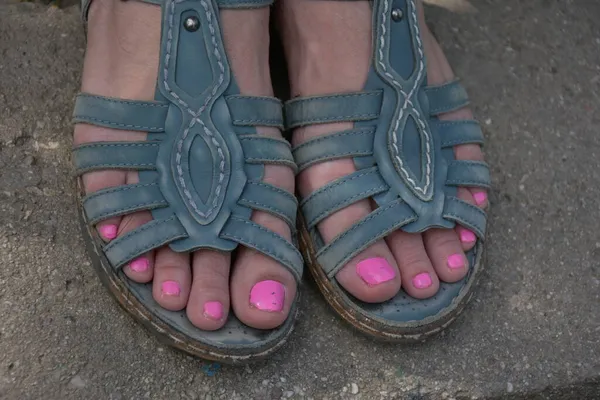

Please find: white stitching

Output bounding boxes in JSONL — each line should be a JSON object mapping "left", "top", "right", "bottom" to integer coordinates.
{"left": 165, "top": 0, "right": 226, "bottom": 219}
{"left": 380, "top": 0, "right": 432, "bottom": 196}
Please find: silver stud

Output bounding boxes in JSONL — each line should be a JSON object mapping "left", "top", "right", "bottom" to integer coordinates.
{"left": 391, "top": 8, "right": 403, "bottom": 22}
{"left": 184, "top": 16, "right": 200, "bottom": 32}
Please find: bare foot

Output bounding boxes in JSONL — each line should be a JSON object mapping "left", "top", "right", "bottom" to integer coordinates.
{"left": 278, "top": 0, "right": 487, "bottom": 302}
{"left": 75, "top": 0, "right": 297, "bottom": 330}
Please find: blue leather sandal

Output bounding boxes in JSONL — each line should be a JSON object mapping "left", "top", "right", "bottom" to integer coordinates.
{"left": 286, "top": 0, "right": 490, "bottom": 341}
{"left": 73, "top": 0, "right": 303, "bottom": 363}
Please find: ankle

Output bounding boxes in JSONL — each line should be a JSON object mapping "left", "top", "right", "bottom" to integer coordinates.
{"left": 277, "top": 0, "right": 372, "bottom": 96}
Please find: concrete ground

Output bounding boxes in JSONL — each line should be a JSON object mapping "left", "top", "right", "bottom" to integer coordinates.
{"left": 1, "top": 1, "right": 599, "bottom": 399}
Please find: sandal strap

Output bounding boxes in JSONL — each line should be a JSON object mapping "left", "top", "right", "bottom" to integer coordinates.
{"left": 292, "top": 128, "right": 375, "bottom": 172}
{"left": 238, "top": 181, "right": 298, "bottom": 230}
{"left": 221, "top": 216, "right": 303, "bottom": 281}
{"left": 73, "top": 94, "right": 168, "bottom": 132}
{"left": 424, "top": 79, "right": 470, "bottom": 116}
{"left": 239, "top": 135, "right": 297, "bottom": 171}
{"left": 437, "top": 120, "right": 484, "bottom": 148}
{"left": 83, "top": 183, "right": 168, "bottom": 225}
{"left": 104, "top": 216, "right": 188, "bottom": 269}
{"left": 73, "top": 142, "right": 159, "bottom": 175}
{"left": 284, "top": 91, "right": 383, "bottom": 129}
{"left": 301, "top": 167, "right": 388, "bottom": 230}
{"left": 446, "top": 160, "right": 491, "bottom": 189}
{"left": 226, "top": 96, "right": 284, "bottom": 129}
{"left": 316, "top": 199, "right": 417, "bottom": 278}
{"left": 442, "top": 196, "right": 487, "bottom": 239}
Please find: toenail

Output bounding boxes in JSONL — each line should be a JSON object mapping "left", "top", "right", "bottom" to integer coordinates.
{"left": 161, "top": 281, "right": 180, "bottom": 296}
{"left": 356, "top": 257, "right": 396, "bottom": 286}
{"left": 447, "top": 253, "right": 465, "bottom": 269}
{"left": 249, "top": 280, "right": 285, "bottom": 312}
{"left": 458, "top": 227, "right": 476, "bottom": 243}
{"left": 129, "top": 257, "right": 149, "bottom": 273}
{"left": 203, "top": 301, "right": 224, "bottom": 321}
{"left": 473, "top": 191, "right": 487, "bottom": 206}
{"left": 412, "top": 273, "right": 432, "bottom": 289}
{"left": 99, "top": 224, "right": 118, "bottom": 240}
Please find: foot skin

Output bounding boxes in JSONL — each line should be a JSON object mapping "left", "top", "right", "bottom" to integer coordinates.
{"left": 75, "top": 0, "right": 296, "bottom": 330}
{"left": 278, "top": 0, "right": 487, "bottom": 302}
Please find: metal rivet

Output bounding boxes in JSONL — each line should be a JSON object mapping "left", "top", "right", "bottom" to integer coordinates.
{"left": 391, "top": 8, "right": 403, "bottom": 22}
{"left": 184, "top": 16, "right": 200, "bottom": 32}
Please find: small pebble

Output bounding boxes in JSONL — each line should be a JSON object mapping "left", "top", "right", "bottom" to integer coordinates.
{"left": 69, "top": 375, "right": 86, "bottom": 389}
{"left": 507, "top": 382, "right": 514, "bottom": 393}
{"left": 351, "top": 383, "right": 359, "bottom": 394}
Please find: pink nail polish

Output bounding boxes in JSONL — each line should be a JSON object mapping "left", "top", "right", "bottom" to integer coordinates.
{"left": 447, "top": 253, "right": 465, "bottom": 269}
{"left": 473, "top": 192, "right": 487, "bottom": 206}
{"left": 203, "top": 301, "right": 224, "bottom": 321}
{"left": 129, "top": 257, "right": 149, "bottom": 273}
{"left": 457, "top": 227, "right": 476, "bottom": 243}
{"left": 99, "top": 224, "right": 118, "bottom": 240}
{"left": 356, "top": 257, "right": 396, "bottom": 286}
{"left": 412, "top": 273, "right": 432, "bottom": 289}
{"left": 161, "top": 280, "right": 180, "bottom": 296}
{"left": 250, "top": 280, "right": 285, "bottom": 312}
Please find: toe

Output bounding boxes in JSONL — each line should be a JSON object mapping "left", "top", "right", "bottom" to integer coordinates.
{"left": 186, "top": 250, "right": 231, "bottom": 330}
{"left": 455, "top": 187, "right": 479, "bottom": 252}
{"left": 152, "top": 247, "right": 191, "bottom": 311}
{"left": 231, "top": 164, "right": 297, "bottom": 330}
{"left": 386, "top": 230, "right": 439, "bottom": 299}
{"left": 423, "top": 228, "right": 468, "bottom": 283}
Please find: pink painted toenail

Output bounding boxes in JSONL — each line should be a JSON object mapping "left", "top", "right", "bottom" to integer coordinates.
{"left": 412, "top": 273, "right": 432, "bottom": 289}
{"left": 250, "top": 280, "right": 285, "bottom": 312}
{"left": 161, "top": 281, "right": 180, "bottom": 296}
{"left": 447, "top": 253, "right": 465, "bottom": 269}
{"left": 473, "top": 192, "right": 487, "bottom": 206}
{"left": 356, "top": 257, "right": 396, "bottom": 286}
{"left": 129, "top": 257, "right": 149, "bottom": 273}
{"left": 99, "top": 224, "right": 118, "bottom": 240}
{"left": 458, "top": 227, "right": 476, "bottom": 243}
{"left": 203, "top": 301, "right": 224, "bottom": 321}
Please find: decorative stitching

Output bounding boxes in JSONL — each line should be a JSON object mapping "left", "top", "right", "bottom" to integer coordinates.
{"left": 88, "top": 200, "right": 168, "bottom": 224}
{"left": 292, "top": 128, "right": 374, "bottom": 152}
{"left": 83, "top": 182, "right": 159, "bottom": 201}
{"left": 297, "top": 150, "right": 373, "bottom": 171}
{"left": 247, "top": 181, "right": 297, "bottom": 203}
{"left": 78, "top": 94, "right": 169, "bottom": 108}
{"left": 221, "top": 217, "right": 302, "bottom": 276}
{"left": 305, "top": 184, "right": 387, "bottom": 229}
{"left": 379, "top": 0, "right": 432, "bottom": 197}
{"left": 165, "top": 0, "right": 226, "bottom": 220}
{"left": 301, "top": 168, "right": 379, "bottom": 206}
{"left": 74, "top": 143, "right": 159, "bottom": 149}
{"left": 73, "top": 116, "right": 164, "bottom": 131}
{"left": 104, "top": 216, "right": 187, "bottom": 264}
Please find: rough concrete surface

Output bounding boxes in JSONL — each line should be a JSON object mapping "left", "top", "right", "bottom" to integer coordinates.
{"left": 0, "top": 1, "right": 599, "bottom": 399}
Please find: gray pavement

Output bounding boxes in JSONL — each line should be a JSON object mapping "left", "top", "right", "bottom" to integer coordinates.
{"left": 1, "top": 1, "right": 599, "bottom": 399}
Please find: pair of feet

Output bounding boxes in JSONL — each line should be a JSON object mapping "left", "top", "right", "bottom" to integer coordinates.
{"left": 75, "top": 0, "right": 487, "bottom": 332}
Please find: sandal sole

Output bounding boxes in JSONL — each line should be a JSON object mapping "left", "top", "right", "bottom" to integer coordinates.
{"left": 297, "top": 211, "right": 485, "bottom": 342}
{"left": 76, "top": 180, "right": 298, "bottom": 364}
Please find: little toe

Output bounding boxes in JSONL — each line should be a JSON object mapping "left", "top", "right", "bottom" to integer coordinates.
{"left": 455, "top": 187, "right": 479, "bottom": 252}
{"left": 423, "top": 228, "right": 468, "bottom": 283}
{"left": 386, "top": 230, "right": 439, "bottom": 299}
{"left": 152, "top": 247, "right": 191, "bottom": 311}
{"left": 186, "top": 250, "right": 231, "bottom": 331}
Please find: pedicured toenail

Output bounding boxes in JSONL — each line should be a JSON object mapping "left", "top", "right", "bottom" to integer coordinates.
{"left": 473, "top": 191, "right": 487, "bottom": 206}
{"left": 203, "top": 301, "right": 224, "bottom": 321}
{"left": 129, "top": 257, "right": 149, "bottom": 273}
{"left": 250, "top": 280, "right": 285, "bottom": 312}
{"left": 161, "top": 281, "right": 181, "bottom": 296}
{"left": 99, "top": 224, "right": 118, "bottom": 240}
{"left": 457, "top": 227, "right": 476, "bottom": 243}
{"left": 356, "top": 257, "right": 396, "bottom": 286}
{"left": 412, "top": 273, "right": 432, "bottom": 289}
{"left": 447, "top": 254, "right": 465, "bottom": 269}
